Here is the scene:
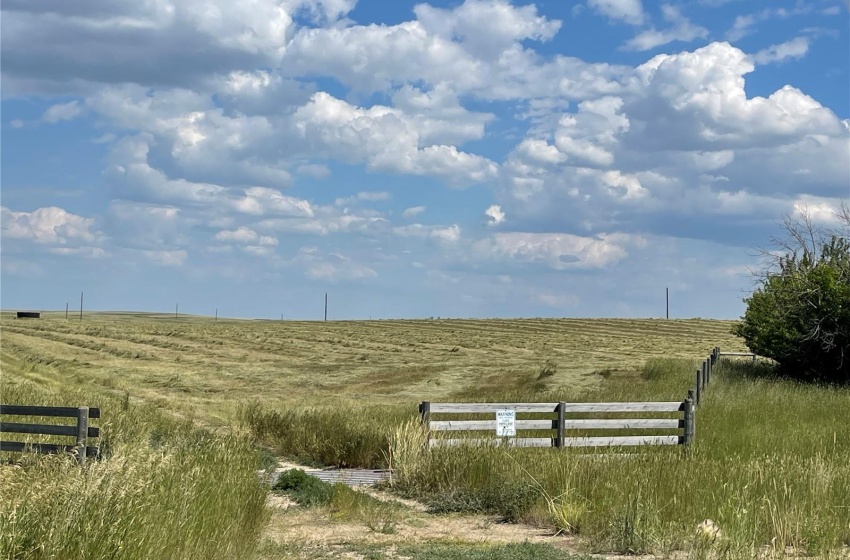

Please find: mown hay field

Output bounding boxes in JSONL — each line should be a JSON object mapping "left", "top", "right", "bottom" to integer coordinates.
{"left": 0, "top": 312, "right": 746, "bottom": 423}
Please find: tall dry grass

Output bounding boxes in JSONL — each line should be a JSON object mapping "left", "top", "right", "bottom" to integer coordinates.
{"left": 239, "top": 401, "right": 412, "bottom": 468}
{"left": 383, "top": 359, "right": 850, "bottom": 557}
{"left": 0, "top": 380, "right": 269, "bottom": 560}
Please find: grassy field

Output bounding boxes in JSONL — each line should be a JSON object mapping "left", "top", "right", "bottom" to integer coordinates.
{"left": 0, "top": 312, "right": 745, "bottom": 419}
{"left": 2, "top": 312, "right": 848, "bottom": 559}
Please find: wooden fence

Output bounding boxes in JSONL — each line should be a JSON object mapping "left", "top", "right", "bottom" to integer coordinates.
{"left": 420, "top": 399, "right": 695, "bottom": 449}
{"left": 0, "top": 405, "right": 100, "bottom": 465}
{"left": 419, "top": 345, "right": 756, "bottom": 450}
{"left": 693, "top": 346, "right": 756, "bottom": 406}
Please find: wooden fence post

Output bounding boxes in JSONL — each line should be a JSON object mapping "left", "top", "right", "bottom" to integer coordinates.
{"left": 419, "top": 402, "right": 431, "bottom": 447}
{"left": 683, "top": 391, "right": 695, "bottom": 446}
{"left": 556, "top": 402, "right": 566, "bottom": 449}
{"left": 702, "top": 360, "right": 708, "bottom": 388}
{"left": 707, "top": 355, "right": 712, "bottom": 384}
{"left": 695, "top": 369, "right": 701, "bottom": 407}
{"left": 76, "top": 406, "right": 89, "bottom": 466}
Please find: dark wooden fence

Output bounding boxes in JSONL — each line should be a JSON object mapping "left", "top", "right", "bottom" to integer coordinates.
{"left": 0, "top": 405, "right": 100, "bottom": 465}
{"left": 420, "top": 399, "right": 695, "bottom": 449}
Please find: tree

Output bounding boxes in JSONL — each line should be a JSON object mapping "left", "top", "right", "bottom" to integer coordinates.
{"left": 733, "top": 204, "right": 850, "bottom": 383}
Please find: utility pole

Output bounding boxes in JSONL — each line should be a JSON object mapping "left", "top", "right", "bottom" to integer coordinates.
{"left": 65, "top": 302, "right": 69, "bottom": 320}
{"left": 215, "top": 308, "right": 218, "bottom": 321}
{"left": 324, "top": 293, "right": 328, "bottom": 322}
{"left": 80, "top": 292, "right": 83, "bottom": 321}
{"left": 666, "top": 287, "right": 669, "bottom": 319}
{"left": 175, "top": 303, "right": 178, "bottom": 319}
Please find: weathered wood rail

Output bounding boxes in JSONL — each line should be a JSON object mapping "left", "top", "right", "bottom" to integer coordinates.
{"left": 421, "top": 346, "right": 743, "bottom": 452}
{"left": 0, "top": 405, "right": 100, "bottom": 465}
{"left": 420, "top": 398, "right": 695, "bottom": 449}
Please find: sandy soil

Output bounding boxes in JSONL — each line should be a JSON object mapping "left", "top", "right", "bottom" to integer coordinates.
{"left": 261, "top": 461, "right": 665, "bottom": 560}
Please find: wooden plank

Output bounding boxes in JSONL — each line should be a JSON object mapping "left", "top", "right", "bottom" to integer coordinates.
{"left": 428, "top": 403, "right": 559, "bottom": 413}
{"left": 429, "top": 419, "right": 555, "bottom": 431}
{"left": 562, "top": 419, "right": 682, "bottom": 430}
{"left": 562, "top": 435, "right": 681, "bottom": 447}
{"left": 0, "top": 441, "right": 99, "bottom": 456}
{"left": 0, "top": 405, "right": 100, "bottom": 419}
{"left": 0, "top": 422, "right": 99, "bottom": 438}
{"left": 429, "top": 437, "right": 553, "bottom": 448}
{"left": 562, "top": 402, "right": 684, "bottom": 413}
{"left": 718, "top": 352, "right": 754, "bottom": 357}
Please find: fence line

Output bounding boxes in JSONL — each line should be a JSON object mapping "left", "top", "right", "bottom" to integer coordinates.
{"left": 693, "top": 346, "right": 757, "bottom": 407}
{"left": 420, "top": 399, "right": 695, "bottom": 449}
{"left": 421, "top": 345, "right": 755, "bottom": 451}
{"left": 0, "top": 405, "right": 100, "bottom": 465}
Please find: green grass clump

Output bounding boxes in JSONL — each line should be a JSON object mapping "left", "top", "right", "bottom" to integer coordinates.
{"left": 273, "top": 469, "right": 334, "bottom": 506}
{"left": 272, "top": 469, "right": 404, "bottom": 533}
{"left": 422, "top": 478, "right": 538, "bottom": 522}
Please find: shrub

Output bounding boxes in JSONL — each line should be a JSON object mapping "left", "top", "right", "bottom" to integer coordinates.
{"left": 734, "top": 209, "right": 850, "bottom": 384}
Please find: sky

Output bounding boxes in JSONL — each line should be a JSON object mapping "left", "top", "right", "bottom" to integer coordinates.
{"left": 1, "top": 0, "right": 848, "bottom": 321}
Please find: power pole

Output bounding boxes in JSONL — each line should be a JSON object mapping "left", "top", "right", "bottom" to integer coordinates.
{"left": 80, "top": 292, "right": 83, "bottom": 321}
{"left": 65, "top": 302, "right": 69, "bottom": 320}
{"left": 666, "top": 287, "right": 669, "bottom": 319}
{"left": 175, "top": 303, "right": 178, "bottom": 319}
{"left": 215, "top": 308, "right": 218, "bottom": 321}
{"left": 324, "top": 293, "right": 328, "bottom": 322}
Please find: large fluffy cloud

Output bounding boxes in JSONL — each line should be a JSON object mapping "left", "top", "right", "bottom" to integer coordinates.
{"left": 1, "top": 0, "right": 357, "bottom": 94}
{"left": 1, "top": 206, "right": 99, "bottom": 244}
{"left": 497, "top": 42, "right": 849, "bottom": 246}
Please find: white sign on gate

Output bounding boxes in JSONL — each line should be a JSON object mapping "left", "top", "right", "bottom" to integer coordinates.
{"left": 495, "top": 409, "right": 516, "bottom": 437}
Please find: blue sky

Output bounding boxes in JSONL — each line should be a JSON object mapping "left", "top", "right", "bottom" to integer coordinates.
{"left": 1, "top": 0, "right": 848, "bottom": 320}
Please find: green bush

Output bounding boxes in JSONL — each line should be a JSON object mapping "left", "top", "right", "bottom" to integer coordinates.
{"left": 734, "top": 213, "right": 850, "bottom": 384}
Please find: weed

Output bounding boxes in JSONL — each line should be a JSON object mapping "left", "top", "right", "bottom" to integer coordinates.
{"left": 537, "top": 358, "right": 558, "bottom": 379}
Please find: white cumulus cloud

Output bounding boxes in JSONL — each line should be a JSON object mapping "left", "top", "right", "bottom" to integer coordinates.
{"left": 1, "top": 206, "right": 98, "bottom": 244}
{"left": 485, "top": 205, "right": 505, "bottom": 226}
